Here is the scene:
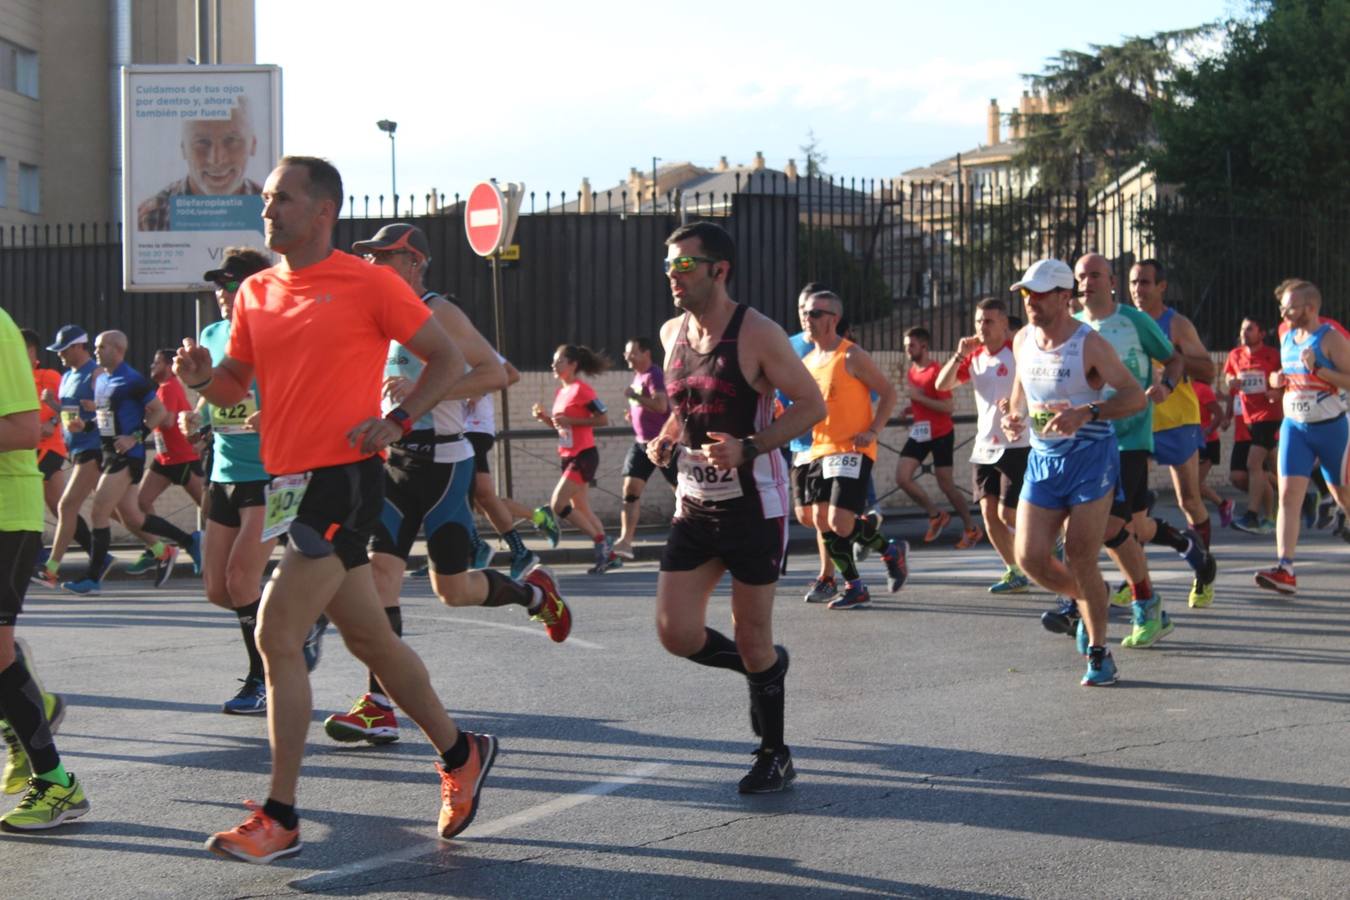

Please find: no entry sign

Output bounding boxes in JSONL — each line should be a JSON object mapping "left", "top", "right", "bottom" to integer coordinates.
{"left": 465, "top": 181, "right": 507, "bottom": 257}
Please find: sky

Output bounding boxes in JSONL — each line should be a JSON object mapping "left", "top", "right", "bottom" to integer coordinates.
{"left": 256, "top": 0, "right": 1242, "bottom": 212}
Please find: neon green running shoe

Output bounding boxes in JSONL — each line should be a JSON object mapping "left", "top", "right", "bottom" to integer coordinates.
{"left": 531, "top": 506, "right": 561, "bottom": 548}
{"left": 1188, "top": 579, "right": 1214, "bottom": 608}
{"left": 0, "top": 774, "right": 89, "bottom": 832}
{"left": 124, "top": 549, "right": 158, "bottom": 576}
{"left": 987, "top": 568, "right": 1030, "bottom": 594}
{"left": 1121, "top": 598, "right": 1174, "bottom": 648}
{"left": 1110, "top": 581, "right": 1132, "bottom": 608}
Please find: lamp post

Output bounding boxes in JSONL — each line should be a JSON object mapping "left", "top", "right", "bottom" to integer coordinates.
{"left": 376, "top": 119, "right": 398, "bottom": 203}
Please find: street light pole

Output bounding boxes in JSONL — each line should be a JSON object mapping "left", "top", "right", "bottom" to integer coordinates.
{"left": 376, "top": 119, "right": 398, "bottom": 204}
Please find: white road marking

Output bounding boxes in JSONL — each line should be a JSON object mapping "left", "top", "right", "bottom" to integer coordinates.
{"left": 400, "top": 613, "right": 604, "bottom": 650}
{"left": 290, "top": 760, "right": 668, "bottom": 889}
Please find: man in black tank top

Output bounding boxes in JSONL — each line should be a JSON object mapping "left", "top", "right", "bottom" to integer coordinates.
{"left": 646, "top": 222, "right": 825, "bottom": 793}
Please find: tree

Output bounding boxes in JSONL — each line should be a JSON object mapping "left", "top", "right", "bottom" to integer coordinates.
{"left": 1015, "top": 28, "right": 1211, "bottom": 193}
{"left": 1148, "top": 0, "right": 1350, "bottom": 210}
{"left": 800, "top": 128, "right": 830, "bottom": 179}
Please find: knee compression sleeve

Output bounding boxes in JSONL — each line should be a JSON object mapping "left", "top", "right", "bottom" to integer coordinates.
{"left": 1104, "top": 526, "right": 1131, "bottom": 549}
{"left": 623, "top": 494, "right": 640, "bottom": 504}
{"left": 558, "top": 504, "right": 573, "bottom": 519}
{"left": 825, "top": 531, "right": 860, "bottom": 581}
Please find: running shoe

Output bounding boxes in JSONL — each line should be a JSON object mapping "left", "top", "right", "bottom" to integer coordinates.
{"left": 60, "top": 578, "right": 99, "bottom": 596}
{"left": 30, "top": 565, "right": 58, "bottom": 589}
{"left": 323, "top": 694, "right": 400, "bottom": 744}
{"left": 523, "top": 566, "right": 571, "bottom": 643}
{"left": 803, "top": 575, "right": 839, "bottom": 603}
{"left": 187, "top": 531, "right": 204, "bottom": 576}
{"left": 222, "top": 677, "right": 267, "bottom": 715}
{"left": 853, "top": 510, "right": 884, "bottom": 563}
{"left": 1301, "top": 490, "right": 1318, "bottom": 529}
{"left": 1121, "top": 597, "right": 1174, "bottom": 648}
{"left": 0, "top": 774, "right": 89, "bottom": 832}
{"left": 1188, "top": 550, "right": 1218, "bottom": 608}
{"left": 303, "top": 615, "right": 329, "bottom": 672}
{"left": 1254, "top": 566, "right": 1297, "bottom": 595}
{"left": 532, "top": 506, "right": 561, "bottom": 548}
{"left": 2, "top": 693, "right": 64, "bottom": 795}
{"left": 882, "top": 540, "right": 909, "bottom": 593}
{"left": 1217, "top": 498, "right": 1235, "bottom": 529}
{"left": 471, "top": 538, "right": 493, "bottom": 570}
{"left": 611, "top": 541, "right": 636, "bottom": 561}
{"left": 205, "top": 800, "right": 301, "bottom": 863}
{"left": 509, "top": 548, "right": 540, "bottom": 580}
{"left": 587, "top": 539, "right": 623, "bottom": 575}
{"left": 1231, "top": 510, "right": 1262, "bottom": 534}
{"left": 923, "top": 511, "right": 951, "bottom": 543}
{"left": 1257, "top": 517, "right": 1278, "bottom": 535}
{"left": 154, "top": 544, "right": 180, "bottom": 588}
{"left": 124, "top": 549, "right": 158, "bottom": 575}
{"left": 827, "top": 582, "right": 871, "bottom": 610}
{"left": 408, "top": 563, "right": 430, "bottom": 577}
{"left": 1110, "top": 581, "right": 1132, "bottom": 608}
{"left": 737, "top": 747, "right": 796, "bottom": 794}
{"left": 1040, "top": 596, "right": 1080, "bottom": 636}
{"left": 988, "top": 568, "right": 1030, "bottom": 594}
{"left": 955, "top": 525, "right": 984, "bottom": 550}
{"left": 1081, "top": 650, "right": 1119, "bottom": 686}
{"left": 438, "top": 732, "right": 498, "bottom": 840}
{"left": 1318, "top": 496, "right": 1337, "bottom": 530}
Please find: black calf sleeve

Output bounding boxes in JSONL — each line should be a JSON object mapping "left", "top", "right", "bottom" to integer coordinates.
{"left": 825, "top": 531, "right": 860, "bottom": 581}
{"left": 687, "top": 627, "right": 747, "bottom": 674}
{"left": 0, "top": 660, "right": 59, "bottom": 775}
{"left": 747, "top": 651, "right": 788, "bottom": 751}
{"left": 143, "top": 514, "right": 193, "bottom": 547}
{"left": 481, "top": 568, "right": 532, "bottom": 608}
{"left": 73, "top": 516, "right": 93, "bottom": 555}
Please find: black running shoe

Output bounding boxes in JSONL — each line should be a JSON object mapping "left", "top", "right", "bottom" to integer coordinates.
{"left": 738, "top": 747, "right": 796, "bottom": 794}
{"left": 1041, "top": 596, "right": 1080, "bottom": 635}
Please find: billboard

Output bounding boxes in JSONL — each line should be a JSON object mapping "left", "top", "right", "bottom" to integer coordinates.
{"left": 122, "top": 64, "right": 282, "bottom": 291}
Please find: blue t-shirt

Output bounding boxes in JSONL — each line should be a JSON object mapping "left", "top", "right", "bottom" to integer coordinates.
{"left": 782, "top": 331, "right": 815, "bottom": 455}
{"left": 60, "top": 358, "right": 102, "bottom": 454}
{"left": 200, "top": 319, "right": 269, "bottom": 483}
{"left": 98, "top": 362, "right": 155, "bottom": 460}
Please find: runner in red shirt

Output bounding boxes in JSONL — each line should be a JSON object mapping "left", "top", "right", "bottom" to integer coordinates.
{"left": 1223, "top": 317, "right": 1283, "bottom": 532}
{"left": 133, "top": 348, "right": 206, "bottom": 574}
{"left": 895, "top": 326, "right": 980, "bottom": 546}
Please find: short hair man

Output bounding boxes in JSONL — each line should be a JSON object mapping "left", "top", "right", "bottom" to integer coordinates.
{"left": 137, "top": 98, "right": 262, "bottom": 231}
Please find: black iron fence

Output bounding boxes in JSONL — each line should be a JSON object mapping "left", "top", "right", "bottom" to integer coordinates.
{"left": 4, "top": 174, "right": 1348, "bottom": 370}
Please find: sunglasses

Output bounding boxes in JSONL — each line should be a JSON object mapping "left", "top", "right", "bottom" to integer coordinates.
{"left": 806, "top": 308, "right": 836, "bottom": 319}
{"left": 214, "top": 279, "right": 240, "bottom": 293}
{"left": 365, "top": 250, "right": 412, "bottom": 263}
{"left": 663, "top": 255, "right": 720, "bottom": 274}
{"left": 1019, "top": 287, "right": 1062, "bottom": 300}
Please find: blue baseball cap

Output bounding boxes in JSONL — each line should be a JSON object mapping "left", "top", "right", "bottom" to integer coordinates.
{"left": 47, "top": 325, "right": 89, "bottom": 352}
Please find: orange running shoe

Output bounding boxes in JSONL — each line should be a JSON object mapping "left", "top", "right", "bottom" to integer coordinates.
{"left": 523, "top": 566, "right": 572, "bottom": 643}
{"left": 437, "top": 732, "right": 498, "bottom": 840}
{"left": 955, "top": 526, "right": 984, "bottom": 550}
{"left": 1254, "top": 566, "right": 1296, "bottom": 595}
{"left": 205, "top": 800, "right": 301, "bottom": 864}
{"left": 923, "top": 511, "right": 951, "bottom": 543}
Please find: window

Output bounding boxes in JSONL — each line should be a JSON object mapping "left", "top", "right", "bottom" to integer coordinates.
{"left": 19, "top": 163, "right": 39, "bottom": 213}
{"left": 0, "top": 38, "right": 38, "bottom": 99}
{"left": 0, "top": 157, "right": 7, "bottom": 208}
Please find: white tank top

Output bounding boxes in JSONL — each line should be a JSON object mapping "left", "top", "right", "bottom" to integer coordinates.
{"left": 1019, "top": 323, "right": 1113, "bottom": 455}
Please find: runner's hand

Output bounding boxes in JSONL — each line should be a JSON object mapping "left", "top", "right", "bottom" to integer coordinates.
{"left": 347, "top": 417, "right": 401, "bottom": 454}
{"left": 854, "top": 429, "right": 876, "bottom": 449}
{"left": 703, "top": 431, "right": 744, "bottom": 470}
{"left": 956, "top": 335, "right": 982, "bottom": 356}
{"left": 1269, "top": 371, "right": 1285, "bottom": 389}
{"left": 383, "top": 376, "right": 413, "bottom": 405}
{"left": 646, "top": 436, "right": 673, "bottom": 466}
{"left": 41, "top": 388, "right": 58, "bottom": 406}
{"left": 113, "top": 435, "right": 136, "bottom": 454}
{"left": 1301, "top": 348, "right": 1318, "bottom": 373}
{"left": 175, "top": 339, "right": 214, "bottom": 387}
{"left": 246, "top": 410, "right": 263, "bottom": 433}
{"left": 1001, "top": 411, "right": 1026, "bottom": 442}
{"left": 1045, "top": 407, "right": 1087, "bottom": 437}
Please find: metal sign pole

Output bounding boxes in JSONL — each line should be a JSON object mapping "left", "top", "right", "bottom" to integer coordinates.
{"left": 491, "top": 252, "right": 513, "bottom": 500}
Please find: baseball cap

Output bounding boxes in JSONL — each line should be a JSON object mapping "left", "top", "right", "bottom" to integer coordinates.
{"left": 203, "top": 252, "right": 272, "bottom": 286}
{"left": 47, "top": 325, "right": 89, "bottom": 352}
{"left": 351, "top": 223, "right": 430, "bottom": 260}
{"left": 1010, "top": 259, "right": 1074, "bottom": 293}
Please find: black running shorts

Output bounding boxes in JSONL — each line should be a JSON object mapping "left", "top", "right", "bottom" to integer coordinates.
{"left": 621, "top": 441, "right": 677, "bottom": 487}
{"left": 150, "top": 459, "right": 205, "bottom": 486}
{"left": 290, "top": 456, "right": 384, "bottom": 570}
{"left": 972, "top": 446, "right": 1030, "bottom": 508}
{"left": 36, "top": 449, "right": 64, "bottom": 481}
{"left": 467, "top": 432, "right": 494, "bottom": 474}
{"left": 661, "top": 513, "right": 786, "bottom": 586}
{"left": 1109, "top": 449, "right": 1152, "bottom": 520}
{"left": 207, "top": 480, "right": 269, "bottom": 528}
{"left": 900, "top": 431, "right": 955, "bottom": 468}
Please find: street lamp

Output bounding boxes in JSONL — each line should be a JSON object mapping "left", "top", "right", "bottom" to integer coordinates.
{"left": 376, "top": 119, "right": 398, "bottom": 201}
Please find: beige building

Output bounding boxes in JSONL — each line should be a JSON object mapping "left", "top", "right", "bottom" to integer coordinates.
{"left": 0, "top": 0, "right": 255, "bottom": 229}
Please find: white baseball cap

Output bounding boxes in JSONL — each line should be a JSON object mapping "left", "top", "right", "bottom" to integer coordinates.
{"left": 1010, "top": 259, "right": 1074, "bottom": 293}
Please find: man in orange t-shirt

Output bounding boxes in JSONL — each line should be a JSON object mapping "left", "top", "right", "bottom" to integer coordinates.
{"left": 175, "top": 156, "right": 497, "bottom": 863}
{"left": 19, "top": 330, "right": 71, "bottom": 521}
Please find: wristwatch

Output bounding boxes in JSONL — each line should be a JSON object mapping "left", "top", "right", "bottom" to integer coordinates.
{"left": 1087, "top": 403, "right": 1101, "bottom": 422}
{"left": 1160, "top": 376, "right": 1176, "bottom": 392}
{"left": 385, "top": 407, "right": 414, "bottom": 435}
{"left": 741, "top": 436, "right": 760, "bottom": 463}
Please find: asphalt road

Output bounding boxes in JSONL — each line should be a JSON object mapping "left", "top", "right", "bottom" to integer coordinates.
{"left": 6, "top": 519, "right": 1350, "bottom": 899}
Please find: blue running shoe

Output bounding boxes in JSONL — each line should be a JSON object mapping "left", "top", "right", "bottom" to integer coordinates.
{"left": 303, "top": 615, "right": 329, "bottom": 673}
{"left": 61, "top": 579, "right": 100, "bottom": 596}
{"left": 222, "top": 677, "right": 267, "bottom": 715}
{"left": 532, "top": 506, "right": 561, "bottom": 548}
{"left": 509, "top": 548, "right": 539, "bottom": 581}
{"left": 988, "top": 568, "right": 1030, "bottom": 594}
{"left": 828, "top": 582, "right": 872, "bottom": 610}
{"left": 187, "top": 531, "right": 204, "bottom": 576}
{"left": 471, "top": 538, "right": 493, "bottom": 570}
{"left": 1081, "top": 649, "right": 1119, "bottom": 686}
{"left": 1041, "top": 596, "right": 1079, "bottom": 635}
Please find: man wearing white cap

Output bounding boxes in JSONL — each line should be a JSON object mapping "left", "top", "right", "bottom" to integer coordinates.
{"left": 1002, "top": 259, "right": 1146, "bottom": 686}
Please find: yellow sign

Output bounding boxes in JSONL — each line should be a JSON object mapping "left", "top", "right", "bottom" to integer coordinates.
{"left": 497, "top": 244, "right": 520, "bottom": 261}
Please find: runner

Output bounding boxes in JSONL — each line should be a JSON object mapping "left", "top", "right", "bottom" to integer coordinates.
{"left": 62, "top": 331, "right": 178, "bottom": 595}
{"left": 0, "top": 305, "right": 89, "bottom": 831}
{"left": 131, "top": 348, "right": 205, "bottom": 575}
{"left": 1002, "top": 259, "right": 1146, "bottom": 685}
{"left": 1255, "top": 280, "right": 1350, "bottom": 594}
{"left": 32, "top": 326, "right": 103, "bottom": 588}
{"left": 612, "top": 336, "right": 677, "bottom": 561}
{"left": 18, "top": 329, "right": 94, "bottom": 573}
{"left": 531, "top": 344, "right": 620, "bottom": 575}
{"left": 936, "top": 297, "right": 1031, "bottom": 594}
{"left": 1192, "top": 378, "right": 1229, "bottom": 521}
{"left": 798, "top": 290, "right": 906, "bottom": 609}
{"left": 321, "top": 223, "right": 570, "bottom": 746}
{"left": 649, "top": 221, "right": 825, "bottom": 792}
{"left": 177, "top": 156, "right": 496, "bottom": 861}
{"left": 1128, "top": 259, "right": 1220, "bottom": 608}
{"left": 896, "top": 326, "right": 983, "bottom": 548}
{"left": 1224, "top": 317, "right": 1283, "bottom": 533}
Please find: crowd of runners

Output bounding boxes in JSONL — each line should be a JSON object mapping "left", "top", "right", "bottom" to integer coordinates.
{"left": 0, "top": 155, "right": 1345, "bottom": 862}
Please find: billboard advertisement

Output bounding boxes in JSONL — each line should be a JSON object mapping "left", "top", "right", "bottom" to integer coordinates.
{"left": 122, "top": 64, "right": 282, "bottom": 291}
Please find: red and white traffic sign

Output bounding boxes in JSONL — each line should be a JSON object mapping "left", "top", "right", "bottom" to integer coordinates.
{"left": 465, "top": 181, "right": 507, "bottom": 257}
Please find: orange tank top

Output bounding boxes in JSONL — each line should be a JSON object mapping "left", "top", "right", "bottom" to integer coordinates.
{"left": 806, "top": 339, "right": 877, "bottom": 461}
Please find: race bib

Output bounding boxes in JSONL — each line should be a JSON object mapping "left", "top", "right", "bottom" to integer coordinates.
{"left": 95, "top": 407, "right": 115, "bottom": 437}
{"left": 557, "top": 426, "right": 574, "bottom": 449}
{"left": 262, "top": 473, "right": 311, "bottom": 542}
{"left": 792, "top": 450, "right": 813, "bottom": 467}
{"left": 1029, "top": 400, "right": 1072, "bottom": 439}
{"left": 677, "top": 448, "right": 743, "bottom": 503}
{"left": 1239, "top": 370, "right": 1267, "bottom": 395}
{"left": 909, "top": 420, "right": 932, "bottom": 443}
{"left": 60, "top": 405, "right": 79, "bottom": 430}
{"left": 211, "top": 395, "right": 258, "bottom": 435}
{"left": 1284, "top": 389, "right": 1345, "bottom": 423}
{"left": 820, "top": 452, "right": 863, "bottom": 479}
{"left": 970, "top": 442, "right": 1004, "bottom": 465}
{"left": 153, "top": 429, "right": 168, "bottom": 457}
